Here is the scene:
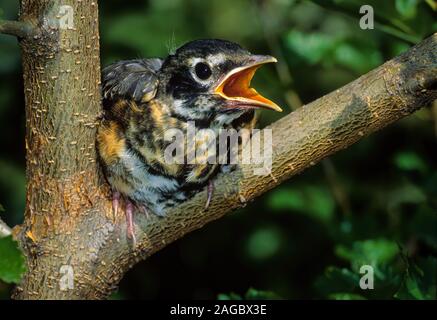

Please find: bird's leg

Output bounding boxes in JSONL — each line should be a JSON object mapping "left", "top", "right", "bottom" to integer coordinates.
{"left": 205, "top": 180, "right": 214, "bottom": 210}
{"left": 125, "top": 200, "right": 137, "bottom": 246}
{"left": 112, "top": 191, "right": 137, "bottom": 246}
{"left": 112, "top": 190, "right": 120, "bottom": 216}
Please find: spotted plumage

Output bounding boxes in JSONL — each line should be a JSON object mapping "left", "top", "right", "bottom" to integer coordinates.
{"left": 97, "top": 39, "right": 281, "bottom": 242}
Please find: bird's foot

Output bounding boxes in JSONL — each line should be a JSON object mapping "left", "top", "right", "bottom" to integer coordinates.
{"left": 111, "top": 191, "right": 137, "bottom": 247}
{"left": 204, "top": 180, "right": 214, "bottom": 210}
{"left": 125, "top": 199, "right": 137, "bottom": 247}
{"left": 112, "top": 191, "right": 121, "bottom": 217}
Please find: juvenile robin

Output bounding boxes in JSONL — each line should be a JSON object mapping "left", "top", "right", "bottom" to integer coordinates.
{"left": 97, "top": 39, "right": 282, "bottom": 243}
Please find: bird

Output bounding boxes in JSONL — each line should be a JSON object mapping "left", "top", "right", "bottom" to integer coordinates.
{"left": 96, "top": 39, "right": 282, "bottom": 244}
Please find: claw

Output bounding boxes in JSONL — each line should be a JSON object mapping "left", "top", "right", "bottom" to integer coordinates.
{"left": 205, "top": 180, "right": 214, "bottom": 210}
{"left": 112, "top": 191, "right": 120, "bottom": 217}
{"left": 125, "top": 200, "right": 137, "bottom": 247}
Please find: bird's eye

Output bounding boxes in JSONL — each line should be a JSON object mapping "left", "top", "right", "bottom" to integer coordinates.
{"left": 194, "top": 62, "right": 212, "bottom": 80}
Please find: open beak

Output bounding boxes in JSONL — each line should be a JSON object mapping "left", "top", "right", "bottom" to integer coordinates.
{"left": 214, "top": 55, "right": 282, "bottom": 112}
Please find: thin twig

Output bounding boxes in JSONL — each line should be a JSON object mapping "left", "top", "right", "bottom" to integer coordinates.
{"left": 0, "top": 20, "right": 35, "bottom": 39}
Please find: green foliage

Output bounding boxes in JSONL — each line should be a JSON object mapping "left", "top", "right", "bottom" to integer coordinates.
{"left": 335, "top": 239, "right": 399, "bottom": 271}
{"left": 395, "top": 0, "right": 419, "bottom": 19}
{"left": 316, "top": 241, "right": 436, "bottom": 300}
{"left": 395, "top": 252, "right": 437, "bottom": 300}
{"left": 328, "top": 293, "right": 367, "bottom": 300}
{"left": 285, "top": 30, "right": 382, "bottom": 73}
{"left": 394, "top": 151, "right": 427, "bottom": 172}
{"left": 268, "top": 185, "right": 335, "bottom": 223}
{"left": 309, "top": 0, "right": 434, "bottom": 43}
{"left": 218, "top": 288, "right": 282, "bottom": 300}
{"left": 315, "top": 267, "right": 362, "bottom": 297}
{"left": 246, "top": 226, "right": 283, "bottom": 260}
{"left": 0, "top": 236, "right": 26, "bottom": 284}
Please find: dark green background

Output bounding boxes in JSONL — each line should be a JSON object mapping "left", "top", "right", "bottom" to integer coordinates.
{"left": 0, "top": 0, "right": 436, "bottom": 299}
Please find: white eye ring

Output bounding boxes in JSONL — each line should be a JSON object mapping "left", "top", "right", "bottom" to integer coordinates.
{"left": 190, "top": 58, "right": 213, "bottom": 83}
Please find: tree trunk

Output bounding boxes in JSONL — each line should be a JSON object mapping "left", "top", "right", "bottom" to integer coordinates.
{"left": 1, "top": 0, "right": 435, "bottom": 300}
{"left": 12, "top": 0, "right": 111, "bottom": 299}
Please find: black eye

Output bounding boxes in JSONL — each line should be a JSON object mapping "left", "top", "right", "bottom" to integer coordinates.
{"left": 194, "top": 62, "right": 212, "bottom": 80}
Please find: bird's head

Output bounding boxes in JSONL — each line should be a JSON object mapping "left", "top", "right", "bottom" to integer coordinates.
{"left": 158, "top": 39, "right": 282, "bottom": 125}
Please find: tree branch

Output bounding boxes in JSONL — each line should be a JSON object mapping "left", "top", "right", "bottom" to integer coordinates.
{"left": 0, "top": 20, "right": 35, "bottom": 39}
{"left": 11, "top": 0, "right": 436, "bottom": 299}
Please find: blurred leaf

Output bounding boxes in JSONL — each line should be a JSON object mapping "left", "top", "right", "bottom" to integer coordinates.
{"left": 395, "top": 257, "right": 437, "bottom": 300}
{"left": 0, "top": 40, "right": 21, "bottom": 73}
{"left": 268, "top": 186, "right": 335, "bottom": 223}
{"left": 0, "top": 236, "right": 26, "bottom": 284}
{"left": 335, "top": 239, "right": 399, "bottom": 270}
{"left": 217, "top": 292, "right": 243, "bottom": 300}
{"left": 425, "top": 0, "right": 437, "bottom": 10}
{"left": 104, "top": 12, "right": 191, "bottom": 58}
{"left": 108, "top": 290, "right": 126, "bottom": 300}
{"left": 207, "top": 0, "right": 260, "bottom": 40}
{"left": 246, "top": 226, "right": 282, "bottom": 260}
{"left": 333, "top": 42, "right": 382, "bottom": 73}
{"left": 218, "top": 288, "right": 281, "bottom": 300}
{"left": 244, "top": 288, "right": 282, "bottom": 300}
{"left": 268, "top": 188, "right": 305, "bottom": 211}
{"left": 404, "top": 275, "right": 424, "bottom": 299}
{"left": 395, "top": 0, "right": 419, "bottom": 19}
{"left": 285, "top": 29, "right": 382, "bottom": 73}
{"left": 387, "top": 182, "right": 427, "bottom": 214}
{"left": 393, "top": 151, "right": 427, "bottom": 172}
{"left": 409, "top": 210, "right": 437, "bottom": 250}
{"left": 0, "top": 203, "right": 4, "bottom": 212}
{"left": 0, "top": 160, "right": 26, "bottom": 225}
{"left": 317, "top": 262, "right": 403, "bottom": 299}
{"left": 328, "top": 293, "right": 366, "bottom": 300}
{"left": 308, "top": 0, "right": 425, "bottom": 43}
{"left": 315, "top": 267, "right": 360, "bottom": 296}
{"left": 286, "top": 31, "right": 337, "bottom": 65}
{"left": 389, "top": 41, "right": 411, "bottom": 56}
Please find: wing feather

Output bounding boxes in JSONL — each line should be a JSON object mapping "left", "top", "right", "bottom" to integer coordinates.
{"left": 102, "top": 58, "right": 163, "bottom": 103}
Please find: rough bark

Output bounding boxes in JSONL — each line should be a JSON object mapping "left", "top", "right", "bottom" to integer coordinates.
{"left": 1, "top": 0, "right": 436, "bottom": 300}
{"left": 12, "top": 0, "right": 106, "bottom": 299}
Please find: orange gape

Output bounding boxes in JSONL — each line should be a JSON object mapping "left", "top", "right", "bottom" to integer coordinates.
{"left": 214, "top": 57, "right": 282, "bottom": 111}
